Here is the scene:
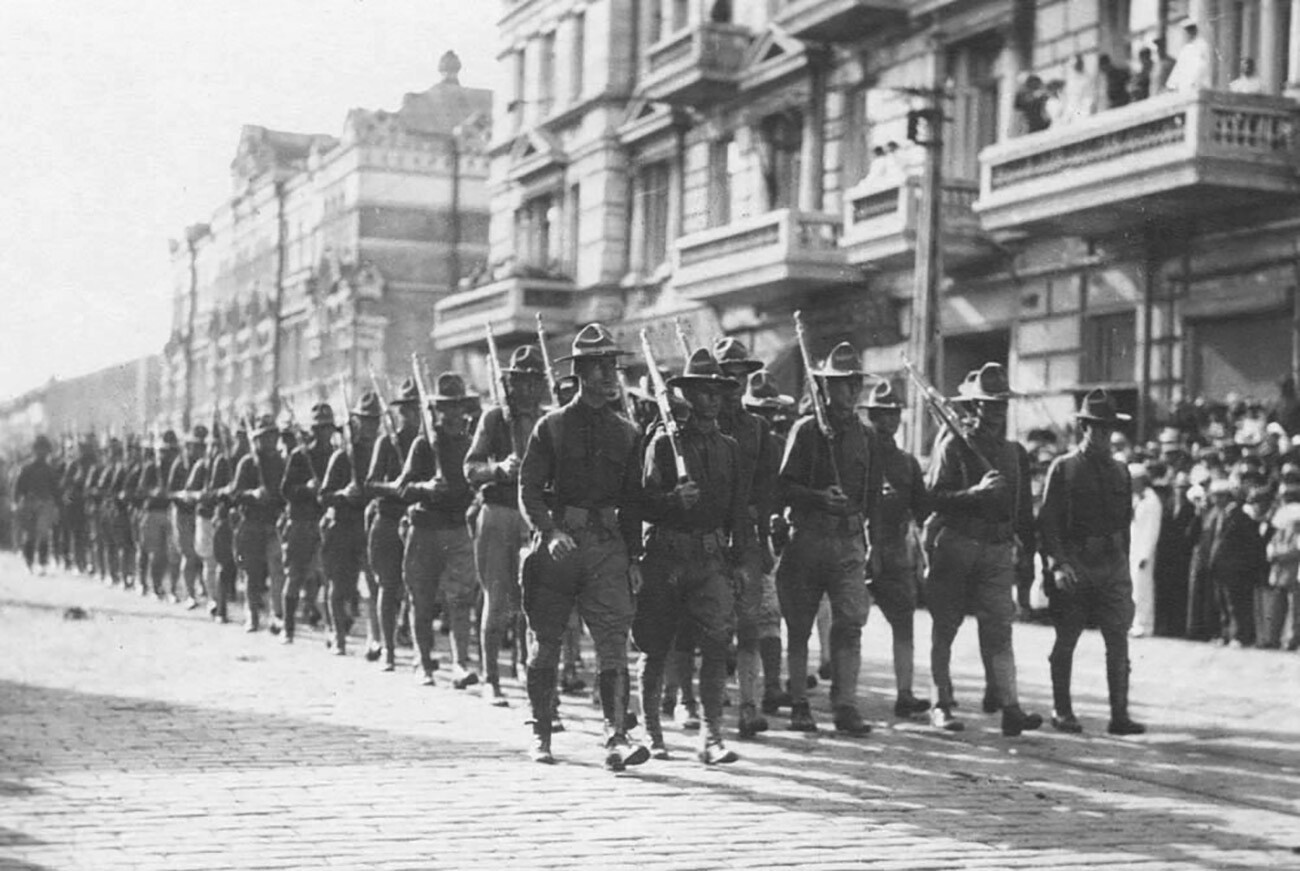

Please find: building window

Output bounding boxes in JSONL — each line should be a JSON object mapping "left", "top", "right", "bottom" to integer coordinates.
{"left": 1083, "top": 310, "right": 1137, "bottom": 384}
{"left": 510, "top": 48, "right": 526, "bottom": 130}
{"left": 758, "top": 110, "right": 802, "bottom": 210}
{"left": 516, "top": 194, "right": 555, "bottom": 270}
{"left": 571, "top": 13, "right": 585, "bottom": 101}
{"left": 707, "top": 137, "right": 733, "bottom": 227}
{"left": 640, "top": 162, "right": 672, "bottom": 271}
{"left": 945, "top": 32, "right": 1001, "bottom": 182}
{"left": 539, "top": 32, "right": 557, "bottom": 115}
{"left": 671, "top": 0, "right": 689, "bottom": 32}
{"left": 565, "top": 184, "right": 580, "bottom": 277}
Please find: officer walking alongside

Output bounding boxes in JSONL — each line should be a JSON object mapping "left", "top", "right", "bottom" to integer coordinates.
{"left": 925, "top": 363, "right": 1042, "bottom": 736}
{"left": 1038, "top": 389, "right": 1146, "bottom": 736}
{"left": 518, "top": 324, "right": 649, "bottom": 770}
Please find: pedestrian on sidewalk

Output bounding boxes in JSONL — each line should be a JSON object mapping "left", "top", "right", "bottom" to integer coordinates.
{"left": 1262, "top": 483, "right": 1300, "bottom": 650}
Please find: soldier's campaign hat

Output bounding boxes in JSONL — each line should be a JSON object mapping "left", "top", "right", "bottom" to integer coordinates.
{"left": 430, "top": 372, "right": 479, "bottom": 403}
{"left": 503, "top": 345, "right": 548, "bottom": 375}
{"left": 32, "top": 434, "right": 52, "bottom": 453}
{"left": 251, "top": 414, "right": 279, "bottom": 438}
{"left": 160, "top": 429, "right": 180, "bottom": 448}
{"left": 955, "top": 362, "right": 1014, "bottom": 402}
{"left": 352, "top": 391, "right": 383, "bottom": 419}
{"left": 713, "top": 337, "right": 764, "bottom": 376}
{"left": 310, "top": 403, "right": 337, "bottom": 429}
{"left": 555, "top": 323, "right": 628, "bottom": 362}
{"left": 1074, "top": 388, "right": 1132, "bottom": 424}
{"left": 186, "top": 424, "right": 209, "bottom": 444}
{"left": 742, "top": 370, "right": 795, "bottom": 411}
{"left": 391, "top": 377, "right": 420, "bottom": 405}
{"left": 669, "top": 348, "right": 741, "bottom": 392}
{"left": 813, "top": 342, "right": 864, "bottom": 379}
{"left": 859, "top": 380, "right": 906, "bottom": 409}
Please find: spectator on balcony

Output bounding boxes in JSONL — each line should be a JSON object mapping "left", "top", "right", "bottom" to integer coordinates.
{"left": 1152, "top": 38, "right": 1176, "bottom": 93}
{"left": 1013, "top": 74, "right": 1050, "bottom": 134}
{"left": 866, "top": 145, "right": 905, "bottom": 183}
{"left": 1044, "top": 79, "right": 1067, "bottom": 126}
{"left": 1168, "top": 23, "right": 1213, "bottom": 92}
{"left": 1098, "top": 54, "right": 1131, "bottom": 111}
{"left": 1229, "top": 58, "right": 1265, "bottom": 94}
{"left": 1061, "top": 54, "right": 1097, "bottom": 124}
{"left": 1128, "top": 48, "right": 1154, "bottom": 102}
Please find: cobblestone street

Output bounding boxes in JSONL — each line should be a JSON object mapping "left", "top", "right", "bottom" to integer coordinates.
{"left": 2, "top": 555, "right": 1299, "bottom": 870}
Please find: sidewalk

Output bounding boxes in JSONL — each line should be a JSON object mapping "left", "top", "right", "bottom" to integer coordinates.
{"left": 1, "top": 554, "right": 1299, "bottom": 870}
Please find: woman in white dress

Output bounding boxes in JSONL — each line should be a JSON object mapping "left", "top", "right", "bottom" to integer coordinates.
{"left": 1130, "top": 464, "right": 1162, "bottom": 636}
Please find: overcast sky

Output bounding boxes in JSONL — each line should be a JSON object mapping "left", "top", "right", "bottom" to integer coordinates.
{"left": 0, "top": 0, "right": 501, "bottom": 401}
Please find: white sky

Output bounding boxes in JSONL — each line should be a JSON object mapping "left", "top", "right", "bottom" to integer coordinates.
{"left": 0, "top": 0, "right": 502, "bottom": 401}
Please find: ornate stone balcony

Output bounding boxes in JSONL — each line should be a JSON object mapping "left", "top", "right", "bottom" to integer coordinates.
{"left": 773, "top": 0, "right": 905, "bottom": 43}
{"left": 672, "top": 209, "right": 850, "bottom": 304}
{"left": 432, "top": 274, "right": 577, "bottom": 349}
{"left": 640, "top": 23, "right": 751, "bottom": 107}
{"left": 840, "top": 175, "right": 986, "bottom": 268}
{"left": 976, "top": 89, "right": 1300, "bottom": 236}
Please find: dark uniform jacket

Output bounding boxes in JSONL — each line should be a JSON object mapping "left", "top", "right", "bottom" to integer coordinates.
{"left": 927, "top": 429, "right": 1035, "bottom": 552}
{"left": 166, "top": 455, "right": 193, "bottom": 516}
{"left": 1038, "top": 444, "right": 1131, "bottom": 570}
{"left": 718, "top": 404, "right": 775, "bottom": 546}
{"left": 367, "top": 428, "right": 418, "bottom": 520}
{"left": 876, "top": 438, "right": 928, "bottom": 546}
{"left": 400, "top": 428, "right": 473, "bottom": 528}
{"left": 643, "top": 421, "right": 745, "bottom": 541}
{"left": 320, "top": 439, "right": 373, "bottom": 523}
{"left": 228, "top": 451, "right": 286, "bottom": 526}
{"left": 281, "top": 439, "right": 333, "bottom": 522}
{"left": 465, "top": 405, "right": 541, "bottom": 507}
{"left": 779, "top": 413, "right": 881, "bottom": 530}
{"left": 14, "top": 459, "right": 60, "bottom": 503}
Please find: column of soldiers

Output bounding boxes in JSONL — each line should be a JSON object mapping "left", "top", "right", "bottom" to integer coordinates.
{"left": 8, "top": 318, "right": 1146, "bottom": 773}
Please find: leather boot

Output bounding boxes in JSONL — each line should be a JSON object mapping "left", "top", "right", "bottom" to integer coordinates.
{"left": 759, "top": 636, "right": 785, "bottom": 708}
{"left": 1001, "top": 705, "right": 1044, "bottom": 737}
{"left": 526, "top": 666, "right": 556, "bottom": 762}
{"left": 640, "top": 657, "right": 668, "bottom": 759}
{"left": 282, "top": 591, "right": 298, "bottom": 643}
{"left": 1049, "top": 649, "right": 1081, "bottom": 733}
{"left": 600, "top": 670, "right": 648, "bottom": 771}
{"left": 1106, "top": 656, "right": 1146, "bottom": 735}
{"left": 699, "top": 722, "right": 738, "bottom": 765}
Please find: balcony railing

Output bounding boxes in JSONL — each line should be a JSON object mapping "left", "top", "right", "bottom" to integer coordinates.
{"left": 640, "top": 23, "right": 751, "bottom": 107}
{"left": 976, "top": 89, "right": 1300, "bottom": 235}
{"left": 774, "top": 0, "right": 905, "bottom": 43}
{"left": 672, "top": 208, "right": 850, "bottom": 303}
{"left": 841, "top": 175, "right": 985, "bottom": 268}
{"left": 432, "top": 274, "right": 578, "bottom": 349}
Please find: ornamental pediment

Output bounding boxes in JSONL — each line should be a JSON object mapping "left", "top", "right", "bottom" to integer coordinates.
{"left": 506, "top": 129, "right": 567, "bottom": 183}
{"left": 739, "top": 25, "right": 820, "bottom": 92}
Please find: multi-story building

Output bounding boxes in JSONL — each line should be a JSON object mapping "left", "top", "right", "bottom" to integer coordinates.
{"left": 439, "top": 0, "right": 1300, "bottom": 441}
{"left": 162, "top": 51, "right": 492, "bottom": 427}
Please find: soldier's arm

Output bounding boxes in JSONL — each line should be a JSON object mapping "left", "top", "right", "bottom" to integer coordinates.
{"left": 319, "top": 450, "right": 351, "bottom": 508}
{"left": 778, "top": 419, "right": 821, "bottom": 510}
{"left": 925, "top": 434, "right": 984, "bottom": 511}
{"left": 397, "top": 436, "right": 436, "bottom": 500}
{"left": 908, "top": 454, "right": 931, "bottom": 524}
{"left": 464, "top": 407, "right": 503, "bottom": 486}
{"left": 518, "top": 413, "right": 556, "bottom": 534}
{"left": 366, "top": 438, "right": 402, "bottom": 499}
{"left": 726, "top": 439, "right": 748, "bottom": 550}
{"left": 863, "top": 425, "right": 884, "bottom": 534}
{"left": 639, "top": 431, "right": 680, "bottom": 524}
{"left": 1015, "top": 445, "right": 1037, "bottom": 556}
{"left": 1037, "top": 458, "right": 1069, "bottom": 568}
{"left": 616, "top": 423, "right": 645, "bottom": 557}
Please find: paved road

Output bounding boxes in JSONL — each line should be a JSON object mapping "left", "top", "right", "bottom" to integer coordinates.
{"left": 2, "top": 554, "right": 1299, "bottom": 870}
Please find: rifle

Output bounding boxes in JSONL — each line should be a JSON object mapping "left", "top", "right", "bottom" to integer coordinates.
{"left": 793, "top": 310, "right": 841, "bottom": 488}
{"left": 900, "top": 353, "right": 993, "bottom": 470}
{"left": 368, "top": 369, "right": 403, "bottom": 459}
{"left": 640, "top": 329, "right": 690, "bottom": 484}
{"left": 673, "top": 316, "right": 693, "bottom": 362}
{"left": 336, "top": 375, "right": 361, "bottom": 488}
{"left": 535, "top": 314, "right": 559, "bottom": 403}
{"left": 485, "top": 324, "right": 508, "bottom": 409}
{"left": 409, "top": 354, "right": 442, "bottom": 480}
{"left": 240, "top": 413, "right": 269, "bottom": 492}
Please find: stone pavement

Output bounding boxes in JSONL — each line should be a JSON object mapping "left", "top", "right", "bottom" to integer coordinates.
{"left": 2, "top": 555, "right": 1299, "bottom": 871}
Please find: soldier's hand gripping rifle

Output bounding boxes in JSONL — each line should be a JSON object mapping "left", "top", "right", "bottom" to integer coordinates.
{"left": 900, "top": 353, "right": 993, "bottom": 470}
{"left": 793, "top": 310, "right": 841, "bottom": 489}
{"left": 640, "top": 329, "right": 690, "bottom": 485}
{"left": 535, "top": 313, "right": 559, "bottom": 404}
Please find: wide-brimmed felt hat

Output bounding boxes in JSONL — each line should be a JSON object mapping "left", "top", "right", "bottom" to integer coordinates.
{"left": 352, "top": 391, "right": 383, "bottom": 418}
{"left": 310, "top": 403, "right": 337, "bottom": 429}
{"left": 430, "top": 372, "right": 478, "bottom": 403}
{"left": 713, "top": 337, "right": 764, "bottom": 376}
{"left": 813, "top": 342, "right": 864, "bottom": 378}
{"left": 743, "top": 370, "right": 795, "bottom": 411}
{"left": 32, "top": 434, "right": 52, "bottom": 453}
{"left": 390, "top": 377, "right": 420, "bottom": 405}
{"left": 555, "top": 323, "right": 628, "bottom": 362}
{"left": 504, "top": 345, "right": 548, "bottom": 375}
{"left": 186, "top": 425, "right": 209, "bottom": 445}
{"left": 669, "top": 349, "right": 741, "bottom": 392}
{"left": 251, "top": 414, "right": 278, "bottom": 438}
{"left": 954, "top": 362, "right": 1014, "bottom": 402}
{"left": 859, "top": 380, "right": 905, "bottom": 410}
{"left": 1075, "top": 388, "right": 1132, "bottom": 424}
{"left": 160, "top": 429, "right": 180, "bottom": 448}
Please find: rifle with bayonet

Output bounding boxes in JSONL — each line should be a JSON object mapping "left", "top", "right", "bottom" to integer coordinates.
{"left": 640, "top": 329, "right": 690, "bottom": 485}
{"left": 900, "top": 353, "right": 993, "bottom": 470}
{"left": 368, "top": 369, "right": 403, "bottom": 459}
{"left": 535, "top": 314, "right": 559, "bottom": 404}
{"left": 409, "top": 354, "right": 442, "bottom": 480}
{"left": 485, "top": 324, "right": 520, "bottom": 456}
{"left": 793, "top": 309, "right": 841, "bottom": 488}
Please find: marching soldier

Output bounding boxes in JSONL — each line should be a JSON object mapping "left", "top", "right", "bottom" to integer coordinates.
{"left": 465, "top": 346, "right": 550, "bottom": 705}
{"left": 925, "top": 363, "right": 1042, "bottom": 736}
{"left": 713, "top": 338, "right": 780, "bottom": 739}
{"left": 121, "top": 436, "right": 145, "bottom": 591}
{"left": 13, "top": 434, "right": 60, "bottom": 574}
{"left": 213, "top": 425, "right": 247, "bottom": 618}
{"left": 191, "top": 425, "right": 233, "bottom": 622}
{"left": 88, "top": 439, "right": 119, "bottom": 584}
{"left": 138, "top": 431, "right": 180, "bottom": 600}
{"left": 636, "top": 349, "right": 745, "bottom": 764}
{"left": 228, "top": 414, "right": 287, "bottom": 633}
{"left": 279, "top": 404, "right": 336, "bottom": 643}
{"left": 860, "top": 382, "right": 931, "bottom": 718}
{"left": 168, "top": 426, "right": 207, "bottom": 609}
{"left": 397, "top": 373, "right": 479, "bottom": 687}
{"left": 518, "top": 324, "right": 649, "bottom": 770}
{"left": 1038, "top": 389, "right": 1146, "bottom": 736}
{"left": 367, "top": 379, "right": 421, "bottom": 671}
{"left": 60, "top": 435, "right": 96, "bottom": 575}
{"left": 319, "top": 392, "right": 381, "bottom": 655}
{"left": 776, "top": 342, "right": 879, "bottom": 735}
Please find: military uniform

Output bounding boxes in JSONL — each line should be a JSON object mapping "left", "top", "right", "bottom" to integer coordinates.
{"left": 775, "top": 342, "right": 880, "bottom": 735}
{"left": 13, "top": 436, "right": 60, "bottom": 572}
{"left": 1039, "top": 389, "right": 1145, "bottom": 735}
{"left": 60, "top": 444, "right": 96, "bottom": 574}
{"left": 925, "top": 363, "right": 1040, "bottom": 736}
{"left": 191, "top": 433, "right": 233, "bottom": 622}
{"left": 228, "top": 415, "right": 287, "bottom": 631}
{"left": 167, "top": 427, "right": 207, "bottom": 607}
{"left": 398, "top": 373, "right": 479, "bottom": 686}
{"left": 464, "top": 346, "right": 548, "bottom": 702}
{"left": 138, "top": 434, "right": 180, "bottom": 599}
{"left": 279, "top": 406, "right": 336, "bottom": 642}
{"left": 518, "top": 324, "right": 648, "bottom": 769}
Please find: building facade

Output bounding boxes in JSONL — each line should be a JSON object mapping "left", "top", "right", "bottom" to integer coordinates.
{"left": 436, "top": 0, "right": 1300, "bottom": 443}
{"left": 162, "top": 52, "right": 492, "bottom": 427}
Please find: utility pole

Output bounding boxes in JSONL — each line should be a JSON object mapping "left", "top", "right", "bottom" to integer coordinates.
{"left": 903, "top": 50, "right": 948, "bottom": 457}
{"left": 270, "top": 179, "right": 287, "bottom": 417}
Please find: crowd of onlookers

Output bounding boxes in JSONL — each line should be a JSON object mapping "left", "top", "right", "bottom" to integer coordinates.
{"left": 1027, "top": 379, "right": 1300, "bottom": 652}
{"left": 1013, "top": 22, "right": 1266, "bottom": 136}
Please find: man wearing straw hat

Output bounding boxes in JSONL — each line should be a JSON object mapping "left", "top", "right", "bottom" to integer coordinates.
{"left": 1039, "top": 388, "right": 1146, "bottom": 736}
